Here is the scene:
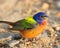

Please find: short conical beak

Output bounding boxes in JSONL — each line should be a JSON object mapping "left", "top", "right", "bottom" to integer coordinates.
{"left": 42, "top": 16, "right": 48, "bottom": 19}
{"left": 44, "top": 16, "right": 48, "bottom": 17}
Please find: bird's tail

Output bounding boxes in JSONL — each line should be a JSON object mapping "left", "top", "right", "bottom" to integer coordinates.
{"left": 0, "top": 21, "right": 14, "bottom": 26}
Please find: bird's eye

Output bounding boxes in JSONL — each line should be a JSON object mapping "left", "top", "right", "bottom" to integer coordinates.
{"left": 40, "top": 16, "right": 44, "bottom": 18}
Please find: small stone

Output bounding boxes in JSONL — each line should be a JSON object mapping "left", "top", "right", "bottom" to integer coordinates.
{"left": 41, "top": 3, "right": 49, "bottom": 10}
{"left": 0, "top": 36, "right": 12, "bottom": 43}
{"left": 56, "top": 27, "right": 60, "bottom": 31}
{"left": 50, "top": 43, "right": 53, "bottom": 46}
{"left": 0, "top": 28, "right": 6, "bottom": 32}
{"left": 19, "top": 44, "right": 26, "bottom": 48}
{"left": 52, "top": 25, "right": 60, "bottom": 31}
{"left": 13, "top": 46, "right": 18, "bottom": 48}
{"left": 23, "top": 38, "right": 28, "bottom": 42}
{"left": 25, "top": 42, "right": 31, "bottom": 45}
{"left": 5, "top": 36, "right": 12, "bottom": 41}
{"left": 55, "top": 12, "right": 60, "bottom": 17}
{"left": 53, "top": 45, "right": 58, "bottom": 48}
{"left": 0, "top": 38, "right": 5, "bottom": 43}
{"left": 8, "top": 40, "right": 19, "bottom": 47}
{"left": 3, "top": 44, "right": 10, "bottom": 48}
{"left": 49, "top": 3, "right": 55, "bottom": 9}
{"left": 55, "top": 34, "right": 58, "bottom": 37}
{"left": 46, "top": 10, "right": 51, "bottom": 15}
{"left": 56, "top": 1, "right": 60, "bottom": 8}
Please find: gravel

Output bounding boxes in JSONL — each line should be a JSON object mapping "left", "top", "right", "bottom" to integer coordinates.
{"left": 0, "top": 0, "right": 60, "bottom": 48}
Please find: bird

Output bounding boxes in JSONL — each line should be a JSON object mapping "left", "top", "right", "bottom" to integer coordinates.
{"left": 0, "top": 12, "right": 47, "bottom": 38}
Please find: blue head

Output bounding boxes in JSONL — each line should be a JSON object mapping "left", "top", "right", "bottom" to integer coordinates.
{"left": 33, "top": 12, "right": 47, "bottom": 24}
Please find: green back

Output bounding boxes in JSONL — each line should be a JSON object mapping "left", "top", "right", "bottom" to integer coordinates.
{"left": 13, "top": 16, "right": 37, "bottom": 30}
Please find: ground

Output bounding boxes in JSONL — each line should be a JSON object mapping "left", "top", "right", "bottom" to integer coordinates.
{"left": 0, "top": 0, "right": 60, "bottom": 48}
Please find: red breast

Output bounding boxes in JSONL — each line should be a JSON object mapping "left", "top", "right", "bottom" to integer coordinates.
{"left": 19, "top": 20, "right": 47, "bottom": 38}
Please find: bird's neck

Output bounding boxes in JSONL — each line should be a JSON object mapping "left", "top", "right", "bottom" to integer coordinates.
{"left": 37, "top": 18, "right": 44, "bottom": 24}
{"left": 33, "top": 16, "right": 44, "bottom": 24}
{"left": 25, "top": 16, "right": 37, "bottom": 24}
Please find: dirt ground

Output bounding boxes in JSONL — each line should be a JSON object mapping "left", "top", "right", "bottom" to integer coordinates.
{"left": 0, "top": 0, "right": 60, "bottom": 48}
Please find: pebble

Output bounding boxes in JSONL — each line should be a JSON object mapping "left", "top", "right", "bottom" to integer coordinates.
{"left": 13, "top": 46, "right": 18, "bottom": 48}
{"left": 53, "top": 45, "right": 58, "bottom": 48}
{"left": 45, "top": 10, "right": 51, "bottom": 15}
{"left": 0, "top": 28, "right": 6, "bottom": 32}
{"left": 40, "top": 37, "right": 51, "bottom": 45}
{"left": 41, "top": 3, "right": 49, "bottom": 10}
{"left": 25, "top": 42, "right": 31, "bottom": 45}
{"left": 55, "top": 1, "right": 60, "bottom": 8}
{"left": 8, "top": 40, "right": 19, "bottom": 47}
{"left": 55, "top": 12, "right": 60, "bottom": 17}
{"left": 56, "top": 27, "right": 60, "bottom": 31}
{"left": 0, "top": 38, "right": 5, "bottom": 43}
{"left": 19, "top": 44, "right": 26, "bottom": 48}
{"left": 5, "top": 36, "right": 12, "bottom": 41}
{"left": 52, "top": 24, "right": 60, "bottom": 31}
{"left": 0, "top": 36, "right": 12, "bottom": 44}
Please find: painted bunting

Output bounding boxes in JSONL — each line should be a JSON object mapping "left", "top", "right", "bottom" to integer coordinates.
{"left": 0, "top": 12, "right": 47, "bottom": 38}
